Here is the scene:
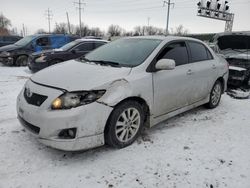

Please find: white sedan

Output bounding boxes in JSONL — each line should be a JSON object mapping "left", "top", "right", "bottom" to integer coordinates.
{"left": 17, "top": 36, "right": 229, "bottom": 151}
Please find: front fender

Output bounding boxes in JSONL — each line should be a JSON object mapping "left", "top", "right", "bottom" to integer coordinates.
{"left": 97, "top": 79, "right": 133, "bottom": 107}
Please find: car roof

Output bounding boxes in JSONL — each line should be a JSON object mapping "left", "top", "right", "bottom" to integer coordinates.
{"left": 125, "top": 35, "right": 205, "bottom": 43}
{"left": 75, "top": 38, "right": 109, "bottom": 43}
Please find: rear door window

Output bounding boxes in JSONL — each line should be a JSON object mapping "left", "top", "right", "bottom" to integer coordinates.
{"left": 157, "top": 42, "right": 189, "bottom": 66}
{"left": 74, "top": 42, "right": 94, "bottom": 51}
{"left": 188, "top": 42, "right": 213, "bottom": 62}
{"left": 94, "top": 42, "right": 106, "bottom": 49}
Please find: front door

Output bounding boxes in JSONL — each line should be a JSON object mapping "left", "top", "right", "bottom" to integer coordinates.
{"left": 153, "top": 41, "right": 193, "bottom": 117}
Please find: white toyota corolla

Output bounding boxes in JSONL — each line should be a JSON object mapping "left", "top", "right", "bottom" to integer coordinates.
{"left": 17, "top": 36, "right": 228, "bottom": 151}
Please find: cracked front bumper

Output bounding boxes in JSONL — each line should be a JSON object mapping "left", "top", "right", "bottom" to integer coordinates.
{"left": 16, "top": 80, "right": 113, "bottom": 151}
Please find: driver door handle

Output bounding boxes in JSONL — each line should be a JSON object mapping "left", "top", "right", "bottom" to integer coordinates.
{"left": 187, "top": 69, "right": 193, "bottom": 75}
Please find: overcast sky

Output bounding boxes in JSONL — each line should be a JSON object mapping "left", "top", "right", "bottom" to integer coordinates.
{"left": 1, "top": 0, "right": 250, "bottom": 35}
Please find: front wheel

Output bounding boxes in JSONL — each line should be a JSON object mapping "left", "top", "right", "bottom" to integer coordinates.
{"left": 105, "top": 101, "right": 145, "bottom": 148}
{"left": 206, "top": 80, "right": 222, "bottom": 109}
{"left": 15, "top": 55, "right": 28, "bottom": 66}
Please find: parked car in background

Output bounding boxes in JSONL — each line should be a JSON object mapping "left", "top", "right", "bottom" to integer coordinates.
{"left": 213, "top": 32, "right": 250, "bottom": 89}
{"left": 17, "top": 36, "right": 228, "bottom": 151}
{"left": 0, "top": 35, "right": 22, "bottom": 47}
{"left": 28, "top": 39, "right": 108, "bottom": 72}
{"left": 0, "top": 34, "right": 79, "bottom": 66}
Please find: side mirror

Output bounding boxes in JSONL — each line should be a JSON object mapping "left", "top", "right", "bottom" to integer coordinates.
{"left": 155, "top": 59, "right": 175, "bottom": 70}
{"left": 71, "top": 49, "right": 76, "bottom": 54}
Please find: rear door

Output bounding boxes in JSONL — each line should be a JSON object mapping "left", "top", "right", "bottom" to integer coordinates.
{"left": 186, "top": 41, "right": 217, "bottom": 102}
{"left": 153, "top": 41, "right": 194, "bottom": 117}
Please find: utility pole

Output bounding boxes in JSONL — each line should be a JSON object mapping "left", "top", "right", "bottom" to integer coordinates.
{"left": 74, "top": 0, "right": 85, "bottom": 37}
{"left": 22, "top": 23, "right": 25, "bottom": 37}
{"left": 45, "top": 8, "right": 53, "bottom": 33}
{"left": 163, "top": 0, "right": 174, "bottom": 35}
{"left": 147, "top": 17, "right": 150, "bottom": 27}
{"left": 66, "top": 12, "right": 71, "bottom": 34}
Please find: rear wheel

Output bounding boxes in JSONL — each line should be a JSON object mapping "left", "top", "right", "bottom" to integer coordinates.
{"left": 105, "top": 101, "right": 145, "bottom": 148}
{"left": 15, "top": 55, "right": 28, "bottom": 66}
{"left": 206, "top": 80, "right": 222, "bottom": 109}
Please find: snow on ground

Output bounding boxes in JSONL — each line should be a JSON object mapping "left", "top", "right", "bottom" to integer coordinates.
{"left": 0, "top": 64, "right": 250, "bottom": 188}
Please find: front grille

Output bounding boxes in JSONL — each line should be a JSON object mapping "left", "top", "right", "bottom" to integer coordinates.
{"left": 18, "top": 115, "right": 40, "bottom": 134}
{"left": 24, "top": 88, "right": 48, "bottom": 106}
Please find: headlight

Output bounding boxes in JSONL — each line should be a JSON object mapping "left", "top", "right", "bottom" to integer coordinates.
{"left": 0, "top": 51, "right": 11, "bottom": 57}
{"left": 51, "top": 90, "right": 106, "bottom": 110}
{"left": 35, "top": 55, "right": 47, "bottom": 63}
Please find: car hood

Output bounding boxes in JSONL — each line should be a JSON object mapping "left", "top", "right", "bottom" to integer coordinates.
{"left": 31, "top": 60, "right": 132, "bottom": 91}
{"left": 0, "top": 44, "right": 21, "bottom": 52}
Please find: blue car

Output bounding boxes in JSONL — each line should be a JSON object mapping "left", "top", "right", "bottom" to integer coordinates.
{"left": 0, "top": 34, "right": 79, "bottom": 66}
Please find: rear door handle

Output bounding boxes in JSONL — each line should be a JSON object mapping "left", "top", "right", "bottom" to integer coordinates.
{"left": 187, "top": 69, "right": 193, "bottom": 75}
{"left": 212, "top": 64, "right": 216, "bottom": 69}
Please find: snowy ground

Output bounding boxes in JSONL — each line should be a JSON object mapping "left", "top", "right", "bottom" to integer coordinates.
{"left": 0, "top": 63, "right": 250, "bottom": 188}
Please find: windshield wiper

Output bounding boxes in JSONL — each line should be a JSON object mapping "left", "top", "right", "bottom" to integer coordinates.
{"left": 79, "top": 57, "right": 121, "bottom": 67}
{"left": 90, "top": 60, "right": 121, "bottom": 67}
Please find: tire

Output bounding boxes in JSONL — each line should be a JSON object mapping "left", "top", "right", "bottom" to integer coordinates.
{"left": 105, "top": 100, "right": 145, "bottom": 148}
{"left": 15, "top": 55, "right": 28, "bottom": 66}
{"left": 205, "top": 80, "right": 223, "bottom": 109}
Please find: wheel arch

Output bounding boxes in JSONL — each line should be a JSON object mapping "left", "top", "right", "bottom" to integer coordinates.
{"left": 217, "top": 77, "right": 225, "bottom": 93}
{"left": 104, "top": 96, "right": 151, "bottom": 139}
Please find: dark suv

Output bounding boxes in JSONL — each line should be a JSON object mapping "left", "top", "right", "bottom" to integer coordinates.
{"left": 0, "top": 35, "right": 22, "bottom": 47}
{"left": 28, "top": 39, "right": 108, "bottom": 72}
{"left": 0, "top": 34, "right": 79, "bottom": 66}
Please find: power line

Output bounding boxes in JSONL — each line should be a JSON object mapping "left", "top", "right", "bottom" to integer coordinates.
{"left": 74, "top": 0, "right": 86, "bottom": 37}
{"left": 45, "top": 8, "right": 53, "bottom": 33}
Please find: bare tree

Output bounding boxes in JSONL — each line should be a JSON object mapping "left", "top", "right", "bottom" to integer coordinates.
{"left": 54, "top": 23, "right": 68, "bottom": 34}
{"left": 134, "top": 25, "right": 164, "bottom": 36}
{"left": 0, "top": 13, "right": 11, "bottom": 36}
{"left": 171, "top": 25, "right": 189, "bottom": 36}
{"left": 107, "top": 25, "right": 123, "bottom": 37}
{"left": 36, "top": 29, "right": 47, "bottom": 34}
{"left": 89, "top": 27, "right": 104, "bottom": 37}
{"left": 75, "top": 23, "right": 91, "bottom": 37}
{"left": 0, "top": 13, "right": 11, "bottom": 29}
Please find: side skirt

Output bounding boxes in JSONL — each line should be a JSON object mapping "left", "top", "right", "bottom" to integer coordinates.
{"left": 149, "top": 97, "right": 210, "bottom": 127}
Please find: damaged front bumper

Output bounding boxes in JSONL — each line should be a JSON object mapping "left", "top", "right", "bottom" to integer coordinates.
{"left": 16, "top": 80, "right": 113, "bottom": 151}
{"left": 0, "top": 56, "right": 14, "bottom": 66}
{"left": 228, "top": 66, "right": 249, "bottom": 87}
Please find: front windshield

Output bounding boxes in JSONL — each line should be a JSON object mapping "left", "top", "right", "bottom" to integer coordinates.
{"left": 15, "top": 35, "right": 34, "bottom": 46}
{"left": 85, "top": 38, "right": 162, "bottom": 67}
{"left": 60, "top": 40, "right": 80, "bottom": 51}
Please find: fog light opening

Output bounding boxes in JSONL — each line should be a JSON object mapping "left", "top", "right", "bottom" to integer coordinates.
{"left": 58, "top": 128, "right": 77, "bottom": 139}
